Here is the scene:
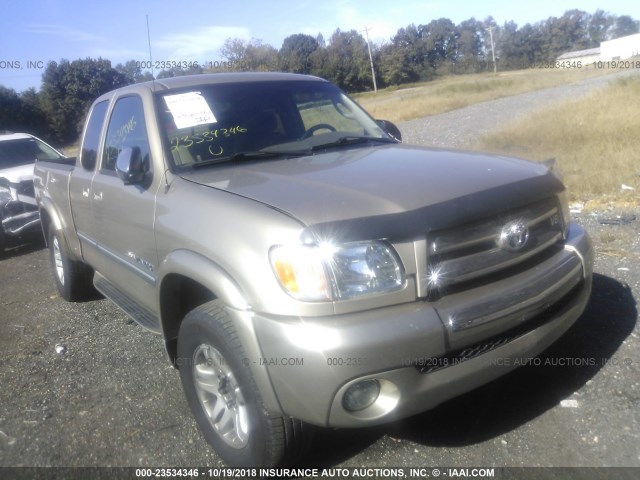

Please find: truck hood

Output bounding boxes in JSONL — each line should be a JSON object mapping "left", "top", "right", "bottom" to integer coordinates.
{"left": 0, "top": 163, "right": 34, "bottom": 184}
{"left": 180, "top": 144, "right": 564, "bottom": 241}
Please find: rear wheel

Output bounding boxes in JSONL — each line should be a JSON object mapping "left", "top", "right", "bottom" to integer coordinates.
{"left": 48, "top": 225, "right": 96, "bottom": 301}
{"left": 177, "top": 300, "right": 312, "bottom": 467}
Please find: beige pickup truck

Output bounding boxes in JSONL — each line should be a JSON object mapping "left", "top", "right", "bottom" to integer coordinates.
{"left": 33, "top": 72, "right": 593, "bottom": 467}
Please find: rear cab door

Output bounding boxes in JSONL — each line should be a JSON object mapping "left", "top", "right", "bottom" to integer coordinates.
{"left": 69, "top": 100, "right": 109, "bottom": 265}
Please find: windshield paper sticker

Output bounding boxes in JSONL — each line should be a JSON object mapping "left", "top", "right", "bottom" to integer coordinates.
{"left": 164, "top": 92, "right": 217, "bottom": 129}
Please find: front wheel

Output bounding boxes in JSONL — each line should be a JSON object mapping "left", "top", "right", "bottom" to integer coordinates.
{"left": 177, "top": 300, "right": 312, "bottom": 467}
{"left": 48, "top": 225, "right": 96, "bottom": 301}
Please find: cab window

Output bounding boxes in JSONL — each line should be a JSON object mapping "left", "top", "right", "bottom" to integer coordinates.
{"left": 80, "top": 100, "right": 108, "bottom": 171}
{"left": 102, "top": 96, "right": 151, "bottom": 174}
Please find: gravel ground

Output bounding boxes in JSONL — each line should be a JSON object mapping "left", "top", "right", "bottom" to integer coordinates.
{"left": 400, "top": 69, "right": 640, "bottom": 149}
{"left": 1, "top": 75, "right": 639, "bottom": 473}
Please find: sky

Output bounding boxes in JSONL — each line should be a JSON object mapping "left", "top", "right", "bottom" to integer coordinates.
{"left": 1, "top": 0, "right": 639, "bottom": 92}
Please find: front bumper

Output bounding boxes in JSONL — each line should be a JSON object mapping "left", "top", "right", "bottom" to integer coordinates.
{"left": 249, "top": 223, "right": 593, "bottom": 427}
{"left": 1, "top": 200, "right": 41, "bottom": 237}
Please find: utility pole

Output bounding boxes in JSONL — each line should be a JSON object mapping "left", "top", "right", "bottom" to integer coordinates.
{"left": 363, "top": 26, "right": 378, "bottom": 92}
{"left": 487, "top": 25, "right": 497, "bottom": 73}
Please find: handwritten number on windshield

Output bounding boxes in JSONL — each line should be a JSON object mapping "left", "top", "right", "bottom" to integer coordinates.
{"left": 208, "top": 145, "right": 224, "bottom": 156}
{"left": 170, "top": 126, "right": 248, "bottom": 152}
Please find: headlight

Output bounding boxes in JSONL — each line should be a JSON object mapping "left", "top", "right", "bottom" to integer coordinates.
{"left": 270, "top": 240, "right": 405, "bottom": 301}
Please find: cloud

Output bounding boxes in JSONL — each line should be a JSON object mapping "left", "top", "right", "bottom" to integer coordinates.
{"left": 329, "top": 0, "right": 444, "bottom": 43}
{"left": 359, "top": 22, "right": 400, "bottom": 44}
{"left": 290, "top": 1, "right": 432, "bottom": 47}
{"left": 25, "top": 24, "right": 106, "bottom": 43}
{"left": 154, "top": 26, "right": 252, "bottom": 60}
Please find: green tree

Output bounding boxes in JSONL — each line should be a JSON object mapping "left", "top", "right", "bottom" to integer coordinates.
{"left": 421, "top": 18, "right": 459, "bottom": 72}
{"left": 456, "top": 18, "right": 484, "bottom": 73}
{"left": 220, "top": 38, "right": 248, "bottom": 64}
{"left": 0, "top": 86, "right": 52, "bottom": 140}
{"left": 115, "top": 60, "right": 154, "bottom": 84}
{"left": 220, "top": 38, "right": 278, "bottom": 71}
{"left": 320, "top": 29, "right": 371, "bottom": 92}
{"left": 534, "top": 10, "right": 592, "bottom": 62}
{"left": 279, "top": 34, "right": 319, "bottom": 73}
{"left": 17, "top": 88, "right": 48, "bottom": 138}
{"left": 517, "top": 23, "right": 545, "bottom": 65}
{"left": 556, "top": 10, "right": 591, "bottom": 51}
{"left": 0, "top": 86, "right": 23, "bottom": 134}
{"left": 588, "top": 10, "right": 614, "bottom": 45}
{"left": 244, "top": 41, "right": 278, "bottom": 71}
{"left": 496, "top": 21, "right": 520, "bottom": 68}
{"left": 308, "top": 45, "right": 329, "bottom": 79}
{"left": 40, "top": 58, "right": 128, "bottom": 144}
{"left": 611, "top": 15, "right": 639, "bottom": 38}
{"left": 379, "top": 42, "right": 419, "bottom": 85}
{"left": 379, "top": 24, "right": 432, "bottom": 85}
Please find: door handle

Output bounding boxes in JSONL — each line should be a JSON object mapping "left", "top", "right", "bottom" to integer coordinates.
{"left": 93, "top": 192, "right": 103, "bottom": 201}
{"left": 82, "top": 188, "right": 90, "bottom": 198}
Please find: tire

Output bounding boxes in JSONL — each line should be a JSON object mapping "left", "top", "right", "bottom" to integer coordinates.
{"left": 48, "top": 225, "right": 96, "bottom": 301}
{"left": 177, "top": 300, "right": 313, "bottom": 467}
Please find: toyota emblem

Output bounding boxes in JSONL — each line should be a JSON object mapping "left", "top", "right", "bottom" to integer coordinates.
{"left": 498, "top": 220, "right": 530, "bottom": 252}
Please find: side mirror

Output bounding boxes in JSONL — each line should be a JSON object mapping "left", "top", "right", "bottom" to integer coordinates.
{"left": 376, "top": 119, "right": 402, "bottom": 142}
{"left": 116, "top": 147, "right": 147, "bottom": 185}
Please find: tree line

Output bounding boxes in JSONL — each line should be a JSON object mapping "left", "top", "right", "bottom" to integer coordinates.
{"left": 1, "top": 9, "right": 637, "bottom": 146}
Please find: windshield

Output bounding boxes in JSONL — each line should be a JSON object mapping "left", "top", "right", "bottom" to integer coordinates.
{"left": 0, "top": 137, "right": 63, "bottom": 168}
{"left": 158, "top": 80, "right": 391, "bottom": 168}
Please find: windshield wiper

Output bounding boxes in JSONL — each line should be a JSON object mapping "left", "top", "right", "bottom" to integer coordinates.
{"left": 189, "top": 138, "right": 394, "bottom": 168}
{"left": 191, "top": 150, "right": 307, "bottom": 169}
{"left": 310, "top": 136, "right": 396, "bottom": 152}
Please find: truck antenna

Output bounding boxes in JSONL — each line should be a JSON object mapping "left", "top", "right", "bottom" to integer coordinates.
{"left": 146, "top": 15, "right": 155, "bottom": 84}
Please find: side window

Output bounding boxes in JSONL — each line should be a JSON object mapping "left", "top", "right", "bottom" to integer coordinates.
{"left": 80, "top": 100, "right": 108, "bottom": 171}
{"left": 102, "top": 96, "right": 151, "bottom": 173}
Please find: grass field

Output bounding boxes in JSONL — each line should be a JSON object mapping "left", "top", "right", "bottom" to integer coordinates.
{"left": 475, "top": 74, "right": 640, "bottom": 206}
{"left": 354, "top": 68, "right": 614, "bottom": 123}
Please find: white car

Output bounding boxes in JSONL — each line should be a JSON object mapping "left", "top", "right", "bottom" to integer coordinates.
{"left": 0, "top": 133, "right": 67, "bottom": 253}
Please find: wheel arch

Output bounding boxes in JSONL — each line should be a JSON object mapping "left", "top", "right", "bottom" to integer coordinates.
{"left": 157, "top": 250, "right": 284, "bottom": 415}
{"left": 38, "top": 201, "right": 61, "bottom": 247}
{"left": 38, "top": 199, "right": 82, "bottom": 261}
{"left": 157, "top": 249, "right": 250, "bottom": 363}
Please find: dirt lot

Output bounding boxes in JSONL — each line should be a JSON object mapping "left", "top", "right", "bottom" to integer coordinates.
{"left": 0, "top": 211, "right": 638, "bottom": 471}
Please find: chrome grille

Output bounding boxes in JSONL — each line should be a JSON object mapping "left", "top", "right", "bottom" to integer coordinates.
{"left": 425, "top": 197, "right": 564, "bottom": 294}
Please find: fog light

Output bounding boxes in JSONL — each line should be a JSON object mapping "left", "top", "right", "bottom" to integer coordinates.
{"left": 342, "top": 380, "right": 380, "bottom": 412}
